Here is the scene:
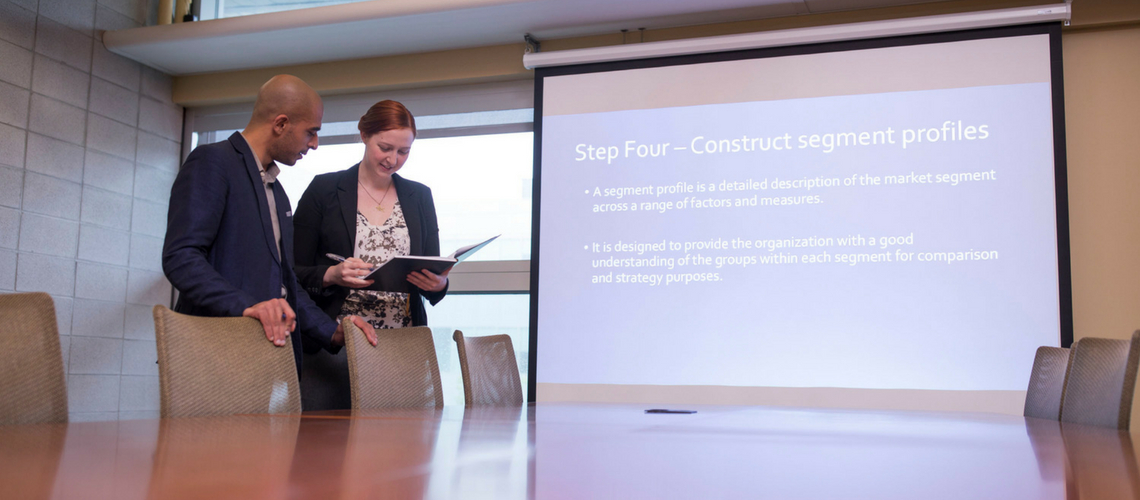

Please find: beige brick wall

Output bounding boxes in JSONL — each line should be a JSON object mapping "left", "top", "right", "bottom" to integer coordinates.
{"left": 0, "top": 0, "right": 180, "bottom": 422}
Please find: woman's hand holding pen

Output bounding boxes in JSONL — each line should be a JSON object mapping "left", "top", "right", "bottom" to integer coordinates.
{"left": 323, "top": 254, "right": 375, "bottom": 288}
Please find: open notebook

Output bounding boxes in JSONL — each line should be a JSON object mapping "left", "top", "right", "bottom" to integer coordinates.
{"left": 363, "top": 235, "right": 499, "bottom": 293}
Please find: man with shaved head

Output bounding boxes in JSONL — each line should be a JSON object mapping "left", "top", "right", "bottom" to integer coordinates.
{"left": 164, "top": 75, "right": 376, "bottom": 374}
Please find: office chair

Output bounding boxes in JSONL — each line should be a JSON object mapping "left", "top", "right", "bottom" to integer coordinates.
{"left": 0, "top": 292, "right": 68, "bottom": 424}
{"left": 1024, "top": 346, "right": 1072, "bottom": 420}
{"left": 453, "top": 331, "right": 523, "bottom": 406}
{"left": 343, "top": 321, "right": 443, "bottom": 409}
{"left": 153, "top": 305, "right": 301, "bottom": 417}
{"left": 1060, "top": 331, "right": 1140, "bottom": 429}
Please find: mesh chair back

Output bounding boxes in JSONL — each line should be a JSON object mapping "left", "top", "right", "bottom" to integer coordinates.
{"left": 1024, "top": 346, "right": 1072, "bottom": 420}
{"left": 343, "top": 321, "right": 443, "bottom": 409}
{"left": 153, "top": 306, "right": 301, "bottom": 418}
{"left": 453, "top": 331, "right": 523, "bottom": 406}
{"left": 1061, "top": 331, "right": 1140, "bottom": 429}
{"left": 0, "top": 292, "right": 68, "bottom": 424}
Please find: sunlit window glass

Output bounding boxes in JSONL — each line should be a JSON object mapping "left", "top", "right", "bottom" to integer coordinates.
{"left": 276, "top": 132, "right": 533, "bottom": 261}
{"left": 200, "top": 0, "right": 373, "bottom": 20}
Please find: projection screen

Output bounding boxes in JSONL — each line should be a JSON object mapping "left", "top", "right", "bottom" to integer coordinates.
{"left": 530, "top": 23, "right": 1070, "bottom": 413}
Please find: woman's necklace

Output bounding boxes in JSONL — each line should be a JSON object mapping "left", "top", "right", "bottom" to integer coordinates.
{"left": 359, "top": 179, "right": 393, "bottom": 213}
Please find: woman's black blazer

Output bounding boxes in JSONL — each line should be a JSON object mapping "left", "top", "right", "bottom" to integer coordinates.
{"left": 293, "top": 165, "right": 448, "bottom": 349}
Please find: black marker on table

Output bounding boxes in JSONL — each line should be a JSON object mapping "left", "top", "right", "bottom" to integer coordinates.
{"left": 645, "top": 409, "right": 697, "bottom": 414}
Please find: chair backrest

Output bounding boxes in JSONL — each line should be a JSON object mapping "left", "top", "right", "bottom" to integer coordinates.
{"left": 343, "top": 321, "right": 443, "bottom": 409}
{"left": 1060, "top": 331, "right": 1140, "bottom": 429}
{"left": 1024, "top": 346, "right": 1072, "bottom": 420}
{"left": 0, "top": 292, "right": 68, "bottom": 424}
{"left": 453, "top": 331, "right": 523, "bottom": 407}
{"left": 153, "top": 305, "right": 301, "bottom": 418}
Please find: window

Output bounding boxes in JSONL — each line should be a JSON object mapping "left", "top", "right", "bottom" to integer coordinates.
{"left": 199, "top": 0, "right": 373, "bottom": 20}
{"left": 277, "top": 131, "right": 533, "bottom": 261}
{"left": 187, "top": 92, "right": 535, "bottom": 403}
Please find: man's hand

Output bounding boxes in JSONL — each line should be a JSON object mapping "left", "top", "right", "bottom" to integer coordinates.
{"left": 332, "top": 315, "right": 378, "bottom": 347}
{"left": 242, "top": 298, "right": 295, "bottom": 347}
{"left": 407, "top": 268, "right": 449, "bottom": 292}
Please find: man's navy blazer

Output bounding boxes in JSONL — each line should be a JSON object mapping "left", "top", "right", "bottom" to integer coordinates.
{"left": 162, "top": 132, "right": 336, "bottom": 371}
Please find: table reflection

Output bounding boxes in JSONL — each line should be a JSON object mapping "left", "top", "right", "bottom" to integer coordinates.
{"left": 0, "top": 422, "right": 66, "bottom": 500}
{"left": 450, "top": 406, "right": 531, "bottom": 500}
{"left": 1, "top": 404, "right": 1138, "bottom": 499}
{"left": 1026, "top": 416, "right": 1140, "bottom": 499}
{"left": 148, "top": 416, "right": 300, "bottom": 500}
{"left": 528, "top": 406, "right": 1137, "bottom": 500}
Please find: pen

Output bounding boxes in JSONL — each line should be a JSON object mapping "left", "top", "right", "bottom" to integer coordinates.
{"left": 327, "top": 253, "right": 374, "bottom": 270}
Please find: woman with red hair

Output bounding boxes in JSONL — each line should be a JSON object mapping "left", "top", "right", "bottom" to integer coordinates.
{"left": 293, "top": 100, "right": 448, "bottom": 410}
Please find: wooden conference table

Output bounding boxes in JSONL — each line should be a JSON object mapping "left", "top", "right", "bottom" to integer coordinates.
{"left": 1, "top": 403, "right": 1136, "bottom": 500}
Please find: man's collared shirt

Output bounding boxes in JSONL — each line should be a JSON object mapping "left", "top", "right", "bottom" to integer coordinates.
{"left": 240, "top": 133, "right": 288, "bottom": 299}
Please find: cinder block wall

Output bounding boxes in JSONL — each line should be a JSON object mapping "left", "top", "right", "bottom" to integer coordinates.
{"left": 0, "top": 0, "right": 181, "bottom": 422}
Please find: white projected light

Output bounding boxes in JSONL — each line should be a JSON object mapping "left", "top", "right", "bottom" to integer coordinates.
{"left": 532, "top": 22, "right": 1068, "bottom": 412}
{"left": 523, "top": 4, "right": 1070, "bottom": 69}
